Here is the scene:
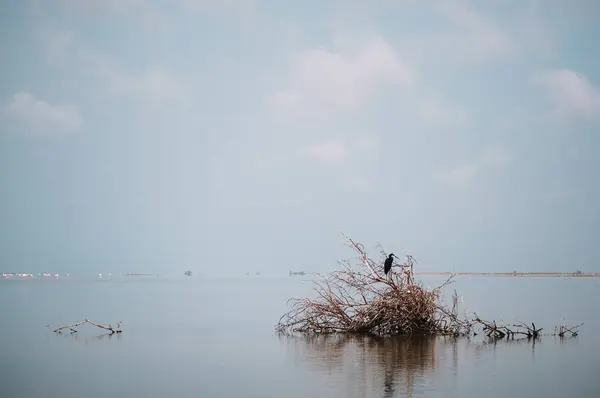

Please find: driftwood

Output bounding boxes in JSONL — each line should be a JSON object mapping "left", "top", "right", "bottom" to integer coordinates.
{"left": 470, "top": 315, "right": 582, "bottom": 339}
{"left": 275, "top": 233, "right": 583, "bottom": 340}
{"left": 554, "top": 322, "right": 583, "bottom": 337}
{"left": 53, "top": 319, "right": 122, "bottom": 335}
{"left": 473, "top": 315, "right": 544, "bottom": 339}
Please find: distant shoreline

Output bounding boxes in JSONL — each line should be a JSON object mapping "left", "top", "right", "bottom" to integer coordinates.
{"left": 415, "top": 272, "right": 600, "bottom": 277}
{"left": 124, "top": 273, "right": 156, "bottom": 276}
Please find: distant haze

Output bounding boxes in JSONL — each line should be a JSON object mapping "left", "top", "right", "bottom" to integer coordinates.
{"left": 1, "top": 0, "right": 599, "bottom": 276}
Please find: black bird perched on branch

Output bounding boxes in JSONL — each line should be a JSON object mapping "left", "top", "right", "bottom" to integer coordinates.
{"left": 384, "top": 253, "right": 396, "bottom": 276}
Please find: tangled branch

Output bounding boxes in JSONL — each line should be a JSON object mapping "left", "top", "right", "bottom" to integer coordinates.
{"left": 276, "top": 233, "right": 472, "bottom": 336}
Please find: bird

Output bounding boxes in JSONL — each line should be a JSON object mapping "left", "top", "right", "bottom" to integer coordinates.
{"left": 384, "top": 253, "right": 396, "bottom": 276}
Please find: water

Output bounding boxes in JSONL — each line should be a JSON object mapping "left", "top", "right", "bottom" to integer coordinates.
{"left": 1, "top": 276, "right": 599, "bottom": 397}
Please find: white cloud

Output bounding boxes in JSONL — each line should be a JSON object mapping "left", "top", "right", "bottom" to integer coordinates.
{"left": 436, "top": 146, "right": 512, "bottom": 188}
{"left": 181, "top": 0, "right": 261, "bottom": 27}
{"left": 63, "top": 0, "right": 147, "bottom": 12}
{"left": 269, "top": 34, "right": 413, "bottom": 123}
{"left": 299, "top": 138, "right": 350, "bottom": 168}
{"left": 298, "top": 135, "right": 379, "bottom": 167}
{"left": 535, "top": 68, "right": 600, "bottom": 122}
{"left": 42, "top": 37, "right": 184, "bottom": 108}
{"left": 417, "top": 96, "right": 471, "bottom": 128}
{"left": 297, "top": 135, "right": 379, "bottom": 192}
{"left": 110, "top": 68, "right": 183, "bottom": 106}
{"left": 400, "top": 0, "right": 514, "bottom": 65}
{"left": 184, "top": 0, "right": 254, "bottom": 11}
{"left": 385, "top": 0, "right": 558, "bottom": 66}
{"left": 439, "top": 1, "right": 513, "bottom": 58}
{"left": 1, "top": 92, "right": 83, "bottom": 135}
{"left": 58, "top": 1, "right": 170, "bottom": 34}
{"left": 81, "top": 51, "right": 184, "bottom": 107}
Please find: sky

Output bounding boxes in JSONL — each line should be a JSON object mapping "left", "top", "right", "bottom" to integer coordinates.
{"left": 1, "top": 0, "right": 599, "bottom": 276}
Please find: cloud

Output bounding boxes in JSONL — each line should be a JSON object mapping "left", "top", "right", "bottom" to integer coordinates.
{"left": 298, "top": 135, "right": 378, "bottom": 166}
{"left": 436, "top": 146, "right": 512, "bottom": 188}
{"left": 107, "top": 67, "right": 183, "bottom": 106}
{"left": 183, "top": 0, "right": 255, "bottom": 11}
{"left": 41, "top": 34, "right": 184, "bottom": 108}
{"left": 394, "top": 0, "right": 514, "bottom": 66}
{"left": 62, "top": 0, "right": 147, "bottom": 12}
{"left": 79, "top": 49, "right": 184, "bottom": 107}
{"left": 299, "top": 137, "right": 350, "bottom": 168}
{"left": 269, "top": 34, "right": 413, "bottom": 123}
{"left": 1, "top": 92, "right": 83, "bottom": 135}
{"left": 417, "top": 96, "right": 471, "bottom": 128}
{"left": 182, "top": 0, "right": 261, "bottom": 25}
{"left": 535, "top": 68, "right": 600, "bottom": 122}
{"left": 382, "top": 0, "right": 557, "bottom": 65}
{"left": 436, "top": 0, "right": 514, "bottom": 60}
{"left": 297, "top": 135, "right": 379, "bottom": 191}
{"left": 56, "top": 0, "right": 170, "bottom": 35}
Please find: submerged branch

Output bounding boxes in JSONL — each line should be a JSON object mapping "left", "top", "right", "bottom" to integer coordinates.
{"left": 53, "top": 319, "right": 122, "bottom": 335}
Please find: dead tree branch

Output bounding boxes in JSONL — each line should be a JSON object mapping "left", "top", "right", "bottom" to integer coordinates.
{"left": 53, "top": 319, "right": 122, "bottom": 335}
{"left": 553, "top": 322, "right": 584, "bottom": 337}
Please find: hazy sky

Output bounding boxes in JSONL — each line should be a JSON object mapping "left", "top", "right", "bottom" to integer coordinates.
{"left": 1, "top": 0, "right": 599, "bottom": 276}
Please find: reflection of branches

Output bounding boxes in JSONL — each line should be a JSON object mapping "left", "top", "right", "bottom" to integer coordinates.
{"left": 283, "top": 333, "right": 582, "bottom": 397}
{"left": 53, "top": 331, "right": 122, "bottom": 346}
{"left": 473, "top": 333, "right": 578, "bottom": 363}
{"left": 281, "top": 334, "right": 437, "bottom": 397}
{"left": 476, "top": 335, "right": 539, "bottom": 349}
{"left": 554, "top": 334, "right": 580, "bottom": 346}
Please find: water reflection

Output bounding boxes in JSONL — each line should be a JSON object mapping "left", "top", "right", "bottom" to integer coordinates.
{"left": 282, "top": 334, "right": 438, "bottom": 398}
{"left": 48, "top": 331, "right": 123, "bottom": 346}
{"left": 281, "top": 333, "right": 582, "bottom": 398}
{"left": 473, "top": 334, "right": 578, "bottom": 362}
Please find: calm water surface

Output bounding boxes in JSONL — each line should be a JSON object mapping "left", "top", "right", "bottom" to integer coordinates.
{"left": 1, "top": 276, "right": 598, "bottom": 397}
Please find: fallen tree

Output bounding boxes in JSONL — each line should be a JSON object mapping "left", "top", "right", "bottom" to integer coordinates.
{"left": 275, "top": 233, "right": 582, "bottom": 339}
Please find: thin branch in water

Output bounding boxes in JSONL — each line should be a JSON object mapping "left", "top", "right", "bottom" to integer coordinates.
{"left": 53, "top": 319, "right": 122, "bottom": 335}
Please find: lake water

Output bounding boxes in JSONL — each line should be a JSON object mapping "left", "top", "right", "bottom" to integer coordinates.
{"left": 1, "top": 275, "right": 598, "bottom": 397}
